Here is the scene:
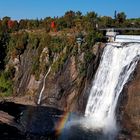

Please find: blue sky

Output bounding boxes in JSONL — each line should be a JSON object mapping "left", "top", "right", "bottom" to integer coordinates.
{"left": 0, "top": 0, "right": 139, "bottom": 20}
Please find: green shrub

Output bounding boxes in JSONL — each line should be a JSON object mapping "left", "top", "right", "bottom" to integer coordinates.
{"left": 52, "top": 52, "right": 68, "bottom": 73}
{"left": 31, "top": 56, "right": 40, "bottom": 80}
{"left": 29, "top": 35, "right": 40, "bottom": 49}
{"left": 0, "top": 72, "right": 13, "bottom": 96}
{"left": 7, "top": 32, "right": 29, "bottom": 57}
{"left": 49, "top": 37, "right": 64, "bottom": 53}
{"left": 79, "top": 63, "right": 86, "bottom": 76}
{"left": 84, "top": 51, "right": 93, "bottom": 63}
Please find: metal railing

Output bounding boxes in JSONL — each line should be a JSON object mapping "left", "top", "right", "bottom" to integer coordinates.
{"left": 99, "top": 28, "right": 140, "bottom": 31}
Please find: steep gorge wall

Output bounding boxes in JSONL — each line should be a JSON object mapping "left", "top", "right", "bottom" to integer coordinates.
{"left": 6, "top": 32, "right": 105, "bottom": 112}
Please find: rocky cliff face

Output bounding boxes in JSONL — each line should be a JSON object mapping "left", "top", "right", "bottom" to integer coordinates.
{"left": 118, "top": 62, "right": 140, "bottom": 140}
{"left": 6, "top": 32, "right": 105, "bottom": 113}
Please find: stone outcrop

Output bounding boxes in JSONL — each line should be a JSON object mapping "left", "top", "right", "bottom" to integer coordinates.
{"left": 119, "top": 62, "right": 140, "bottom": 140}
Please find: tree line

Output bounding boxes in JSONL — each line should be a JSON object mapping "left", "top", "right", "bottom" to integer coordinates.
{"left": 0, "top": 11, "right": 139, "bottom": 33}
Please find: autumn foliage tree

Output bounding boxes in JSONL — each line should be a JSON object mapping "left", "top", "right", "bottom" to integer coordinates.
{"left": 8, "top": 20, "right": 14, "bottom": 29}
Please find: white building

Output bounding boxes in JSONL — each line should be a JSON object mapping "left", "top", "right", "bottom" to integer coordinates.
{"left": 106, "top": 29, "right": 119, "bottom": 42}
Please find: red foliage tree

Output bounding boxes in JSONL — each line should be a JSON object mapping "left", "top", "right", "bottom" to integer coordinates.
{"left": 8, "top": 20, "right": 14, "bottom": 29}
{"left": 51, "top": 21, "right": 57, "bottom": 32}
{"left": 51, "top": 21, "right": 56, "bottom": 28}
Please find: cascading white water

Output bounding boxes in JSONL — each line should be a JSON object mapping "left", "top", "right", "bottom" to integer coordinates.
{"left": 85, "top": 43, "right": 140, "bottom": 134}
{"left": 37, "top": 67, "right": 51, "bottom": 105}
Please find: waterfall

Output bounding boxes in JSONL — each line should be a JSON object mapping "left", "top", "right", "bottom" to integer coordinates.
{"left": 37, "top": 67, "right": 51, "bottom": 105}
{"left": 85, "top": 43, "right": 140, "bottom": 135}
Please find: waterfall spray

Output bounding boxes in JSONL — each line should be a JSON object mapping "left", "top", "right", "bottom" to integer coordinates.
{"left": 85, "top": 43, "right": 140, "bottom": 135}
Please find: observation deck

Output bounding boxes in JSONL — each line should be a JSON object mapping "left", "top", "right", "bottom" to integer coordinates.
{"left": 100, "top": 28, "right": 140, "bottom": 43}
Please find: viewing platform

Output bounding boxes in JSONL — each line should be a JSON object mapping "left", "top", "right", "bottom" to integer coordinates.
{"left": 100, "top": 28, "right": 140, "bottom": 43}
{"left": 115, "top": 35, "right": 140, "bottom": 43}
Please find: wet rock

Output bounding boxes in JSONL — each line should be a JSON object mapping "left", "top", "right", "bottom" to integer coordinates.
{"left": 120, "top": 61, "right": 140, "bottom": 139}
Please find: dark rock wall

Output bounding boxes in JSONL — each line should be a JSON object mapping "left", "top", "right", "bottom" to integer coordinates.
{"left": 119, "top": 62, "right": 140, "bottom": 140}
{"left": 14, "top": 47, "right": 38, "bottom": 96}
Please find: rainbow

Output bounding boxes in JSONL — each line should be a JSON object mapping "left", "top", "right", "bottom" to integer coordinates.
{"left": 55, "top": 111, "right": 70, "bottom": 136}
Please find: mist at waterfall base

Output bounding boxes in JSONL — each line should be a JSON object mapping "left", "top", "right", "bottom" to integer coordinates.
{"left": 59, "top": 42, "right": 140, "bottom": 140}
